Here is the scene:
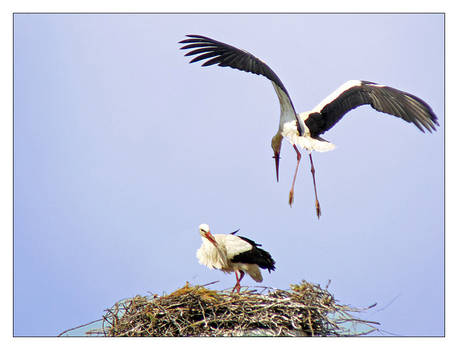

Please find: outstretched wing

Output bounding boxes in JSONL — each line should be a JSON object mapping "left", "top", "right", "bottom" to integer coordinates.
{"left": 179, "top": 34, "right": 303, "bottom": 134}
{"left": 304, "top": 80, "right": 439, "bottom": 137}
{"left": 180, "top": 34, "right": 290, "bottom": 97}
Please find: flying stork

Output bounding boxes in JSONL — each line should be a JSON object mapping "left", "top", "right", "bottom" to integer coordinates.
{"left": 179, "top": 35, "right": 439, "bottom": 218}
{"left": 196, "top": 223, "right": 276, "bottom": 293}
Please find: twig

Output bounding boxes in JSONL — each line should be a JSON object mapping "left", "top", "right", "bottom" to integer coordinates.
{"left": 57, "top": 318, "right": 103, "bottom": 337}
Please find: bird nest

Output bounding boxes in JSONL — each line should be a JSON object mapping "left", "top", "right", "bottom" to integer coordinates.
{"left": 74, "top": 280, "right": 379, "bottom": 337}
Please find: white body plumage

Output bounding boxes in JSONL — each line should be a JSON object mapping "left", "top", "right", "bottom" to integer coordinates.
{"left": 196, "top": 224, "right": 275, "bottom": 292}
{"left": 196, "top": 233, "right": 263, "bottom": 282}
{"left": 273, "top": 83, "right": 336, "bottom": 153}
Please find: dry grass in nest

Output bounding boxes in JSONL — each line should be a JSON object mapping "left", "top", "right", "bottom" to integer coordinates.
{"left": 76, "top": 280, "right": 379, "bottom": 337}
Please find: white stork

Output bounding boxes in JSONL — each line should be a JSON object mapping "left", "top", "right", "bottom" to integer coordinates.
{"left": 196, "top": 223, "right": 276, "bottom": 293}
{"left": 179, "top": 35, "right": 439, "bottom": 218}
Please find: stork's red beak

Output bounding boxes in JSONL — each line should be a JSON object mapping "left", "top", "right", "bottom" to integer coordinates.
{"left": 273, "top": 152, "right": 280, "bottom": 182}
{"left": 205, "top": 232, "right": 218, "bottom": 247}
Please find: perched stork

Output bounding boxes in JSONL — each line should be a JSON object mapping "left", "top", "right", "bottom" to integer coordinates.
{"left": 196, "top": 223, "right": 276, "bottom": 293}
{"left": 179, "top": 34, "right": 439, "bottom": 218}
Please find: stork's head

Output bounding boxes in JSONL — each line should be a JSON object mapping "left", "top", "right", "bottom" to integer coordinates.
{"left": 271, "top": 132, "right": 283, "bottom": 182}
{"left": 199, "top": 223, "right": 218, "bottom": 247}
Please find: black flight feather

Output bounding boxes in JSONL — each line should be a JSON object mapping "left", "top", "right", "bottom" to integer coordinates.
{"left": 305, "top": 81, "right": 439, "bottom": 137}
{"left": 230, "top": 236, "right": 276, "bottom": 272}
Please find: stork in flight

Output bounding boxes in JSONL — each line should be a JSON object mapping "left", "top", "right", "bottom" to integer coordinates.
{"left": 196, "top": 223, "right": 276, "bottom": 293}
{"left": 179, "top": 35, "right": 439, "bottom": 218}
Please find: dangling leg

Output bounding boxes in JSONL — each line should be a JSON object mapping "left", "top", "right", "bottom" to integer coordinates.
{"left": 308, "top": 153, "right": 321, "bottom": 218}
{"left": 289, "top": 144, "right": 302, "bottom": 206}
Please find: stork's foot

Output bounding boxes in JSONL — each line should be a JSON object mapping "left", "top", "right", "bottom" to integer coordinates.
{"left": 289, "top": 190, "right": 294, "bottom": 207}
{"left": 315, "top": 200, "right": 321, "bottom": 219}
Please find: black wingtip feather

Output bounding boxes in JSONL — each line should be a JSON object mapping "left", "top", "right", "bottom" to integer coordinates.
{"left": 178, "top": 33, "right": 293, "bottom": 104}
{"left": 308, "top": 81, "right": 439, "bottom": 136}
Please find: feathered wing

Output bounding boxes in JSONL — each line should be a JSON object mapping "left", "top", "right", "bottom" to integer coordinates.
{"left": 304, "top": 80, "right": 439, "bottom": 137}
{"left": 180, "top": 35, "right": 289, "bottom": 95}
{"left": 230, "top": 236, "right": 276, "bottom": 273}
{"left": 179, "top": 34, "right": 303, "bottom": 134}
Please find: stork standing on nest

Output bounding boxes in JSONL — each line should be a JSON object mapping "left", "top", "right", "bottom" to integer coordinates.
{"left": 179, "top": 34, "right": 439, "bottom": 218}
{"left": 196, "top": 223, "right": 276, "bottom": 293}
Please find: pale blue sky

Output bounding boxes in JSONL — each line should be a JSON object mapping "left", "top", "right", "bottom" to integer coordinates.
{"left": 13, "top": 13, "right": 444, "bottom": 336}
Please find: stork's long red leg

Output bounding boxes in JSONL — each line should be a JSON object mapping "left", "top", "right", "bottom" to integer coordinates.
{"left": 238, "top": 271, "right": 245, "bottom": 284}
{"left": 308, "top": 153, "right": 321, "bottom": 219}
{"left": 289, "top": 145, "right": 302, "bottom": 207}
{"left": 232, "top": 271, "right": 245, "bottom": 293}
{"left": 232, "top": 271, "right": 240, "bottom": 293}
